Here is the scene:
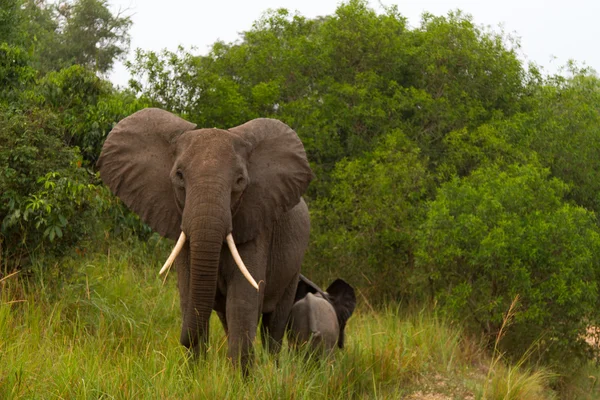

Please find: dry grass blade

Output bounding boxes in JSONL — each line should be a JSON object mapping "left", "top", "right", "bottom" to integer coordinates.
{"left": 0, "top": 270, "right": 20, "bottom": 283}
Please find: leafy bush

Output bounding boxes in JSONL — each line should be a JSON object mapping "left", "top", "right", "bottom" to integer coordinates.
{"left": 416, "top": 163, "right": 600, "bottom": 367}
{"left": 306, "top": 130, "right": 429, "bottom": 301}
{"left": 0, "top": 64, "right": 147, "bottom": 268}
{"left": 0, "top": 108, "right": 100, "bottom": 263}
{"left": 0, "top": 104, "right": 151, "bottom": 268}
{"left": 0, "top": 43, "right": 36, "bottom": 103}
{"left": 441, "top": 70, "right": 600, "bottom": 214}
{"left": 525, "top": 71, "right": 600, "bottom": 214}
{"left": 438, "top": 118, "right": 534, "bottom": 180}
{"left": 38, "top": 65, "right": 148, "bottom": 163}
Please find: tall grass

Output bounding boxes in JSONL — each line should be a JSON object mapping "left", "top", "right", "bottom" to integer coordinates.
{"left": 0, "top": 241, "right": 560, "bottom": 399}
{"left": 481, "top": 296, "right": 557, "bottom": 400}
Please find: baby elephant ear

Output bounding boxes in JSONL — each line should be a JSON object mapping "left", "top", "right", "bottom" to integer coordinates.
{"left": 228, "top": 118, "right": 313, "bottom": 243}
{"left": 326, "top": 279, "right": 357, "bottom": 348}
{"left": 295, "top": 274, "right": 326, "bottom": 302}
{"left": 97, "top": 108, "right": 196, "bottom": 240}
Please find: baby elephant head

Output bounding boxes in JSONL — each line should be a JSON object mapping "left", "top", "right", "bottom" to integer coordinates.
{"left": 288, "top": 276, "right": 357, "bottom": 352}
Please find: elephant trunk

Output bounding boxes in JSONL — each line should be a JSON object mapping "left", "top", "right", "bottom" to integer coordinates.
{"left": 180, "top": 232, "right": 221, "bottom": 351}
{"left": 179, "top": 186, "right": 230, "bottom": 353}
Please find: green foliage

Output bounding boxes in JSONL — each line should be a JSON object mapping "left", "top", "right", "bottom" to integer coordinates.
{"left": 0, "top": 0, "right": 21, "bottom": 43}
{"left": 0, "top": 0, "right": 143, "bottom": 266}
{"left": 407, "top": 11, "right": 526, "bottom": 129}
{"left": 1, "top": 0, "right": 131, "bottom": 74}
{"left": 127, "top": 1, "right": 529, "bottom": 181}
{"left": 416, "top": 163, "right": 600, "bottom": 367}
{"left": 306, "top": 130, "right": 429, "bottom": 301}
{"left": 438, "top": 115, "right": 536, "bottom": 180}
{"left": 0, "top": 108, "right": 104, "bottom": 262}
{"left": 0, "top": 43, "right": 36, "bottom": 102}
{"left": 441, "top": 69, "right": 600, "bottom": 214}
{"left": 10, "top": 0, "right": 59, "bottom": 65}
{"left": 525, "top": 70, "right": 600, "bottom": 213}
{"left": 39, "top": 65, "right": 148, "bottom": 162}
{"left": 127, "top": 47, "right": 252, "bottom": 128}
{"left": 54, "top": 0, "right": 131, "bottom": 73}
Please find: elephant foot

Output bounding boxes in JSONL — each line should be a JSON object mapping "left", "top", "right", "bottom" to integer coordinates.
{"left": 227, "top": 350, "right": 253, "bottom": 378}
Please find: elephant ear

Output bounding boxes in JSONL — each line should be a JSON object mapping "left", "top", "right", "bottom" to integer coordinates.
{"left": 97, "top": 108, "right": 196, "bottom": 240}
{"left": 228, "top": 118, "right": 313, "bottom": 243}
{"left": 326, "top": 279, "right": 357, "bottom": 348}
{"left": 295, "top": 274, "right": 327, "bottom": 302}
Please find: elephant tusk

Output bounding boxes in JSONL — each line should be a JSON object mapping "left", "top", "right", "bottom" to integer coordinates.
{"left": 159, "top": 231, "right": 187, "bottom": 275}
{"left": 226, "top": 233, "right": 259, "bottom": 290}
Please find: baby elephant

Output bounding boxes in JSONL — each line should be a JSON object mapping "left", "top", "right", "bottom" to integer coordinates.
{"left": 287, "top": 275, "right": 356, "bottom": 353}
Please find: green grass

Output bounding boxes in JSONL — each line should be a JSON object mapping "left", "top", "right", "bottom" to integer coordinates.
{"left": 0, "top": 240, "right": 579, "bottom": 399}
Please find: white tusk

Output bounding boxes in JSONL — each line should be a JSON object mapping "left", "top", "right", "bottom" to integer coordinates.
{"left": 159, "top": 231, "right": 187, "bottom": 275}
{"left": 226, "top": 233, "right": 259, "bottom": 290}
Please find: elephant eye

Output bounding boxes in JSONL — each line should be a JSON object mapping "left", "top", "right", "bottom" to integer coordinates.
{"left": 234, "top": 175, "right": 248, "bottom": 191}
{"left": 174, "top": 170, "right": 184, "bottom": 187}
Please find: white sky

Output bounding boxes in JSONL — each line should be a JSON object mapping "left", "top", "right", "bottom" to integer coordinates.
{"left": 108, "top": 0, "right": 600, "bottom": 87}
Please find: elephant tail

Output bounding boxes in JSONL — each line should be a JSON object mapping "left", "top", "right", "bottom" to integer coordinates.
{"left": 306, "top": 294, "right": 320, "bottom": 337}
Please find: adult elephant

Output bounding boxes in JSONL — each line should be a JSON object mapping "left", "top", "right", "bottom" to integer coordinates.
{"left": 97, "top": 108, "right": 313, "bottom": 372}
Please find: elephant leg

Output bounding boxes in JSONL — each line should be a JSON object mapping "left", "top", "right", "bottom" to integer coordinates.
{"left": 224, "top": 236, "right": 266, "bottom": 374}
{"left": 261, "top": 272, "right": 299, "bottom": 354}
{"left": 225, "top": 282, "right": 262, "bottom": 375}
{"left": 260, "top": 200, "right": 310, "bottom": 353}
{"left": 222, "top": 228, "right": 269, "bottom": 373}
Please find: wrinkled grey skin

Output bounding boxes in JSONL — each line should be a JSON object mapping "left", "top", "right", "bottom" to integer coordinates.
{"left": 288, "top": 276, "right": 356, "bottom": 353}
{"left": 97, "top": 108, "right": 313, "bottom": 373}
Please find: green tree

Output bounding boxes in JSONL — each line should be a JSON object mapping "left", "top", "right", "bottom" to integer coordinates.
{"left": 306, "top": 129, "right": 429, "bottom": 301}
{"left": 443, "top": 69, "right": 600, "bottom": 215}
{"left": 2, "top": 0, "right": 131, "bottom": 74}
{"left": 38, "top": 65, "right": 147, "bottom": 163}
{"left": 127, "top": 0, "right": 531, "bottom": 191}
{"left": 416, "top": 163, "right": 600, "bottom": 367}
{"left": 0, "top": 43, "right": 36, "bottom": 102}
{"left": 0, "top": 1, "right": 141, "bottom": 266}
{"left": 0, "top": 0, "right": 22, "bottom": 43}
{"left": 526, "top": 70, "right": 600, "bottom": 214}
{"left": 437, "top": 114, "right": 535, "bottom": 180}
{"left": 127, "top": 47, "right": 251, "bottom": 128}
{"left": 16, "top": 0, "right": 59, "bottom": 57}
{"left": 53, "top": 0, "right": 131, "bottom": 73}
{"left": 0, "top": 108, "right": 99, "bottom": 263}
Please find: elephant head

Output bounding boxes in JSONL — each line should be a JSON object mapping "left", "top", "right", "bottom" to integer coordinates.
{"left": 97, "top": 108, "right": 312, "bottom": 353}
{"left": 289, "top": 276, "right": 357, "bottom": 351}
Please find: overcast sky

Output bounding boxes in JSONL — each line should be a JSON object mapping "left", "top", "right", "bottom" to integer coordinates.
{"left": 108, "top": 0, "right": 599, "bottom": 87}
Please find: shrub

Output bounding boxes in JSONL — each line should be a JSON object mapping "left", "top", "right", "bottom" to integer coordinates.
{"left": 0, "top": 108, "right": 106, "bottom": 265}
{"left": 0, "top": 43, "right": 36, "bottom": 103}
{"left": 38, "top": 65, "right": 148, "bottom": 164}
{"left": 416, "top": 163, "right": 600, "bottom": 368}
{"left": 306, "top": 129, "right": 429, "bottom": 302}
